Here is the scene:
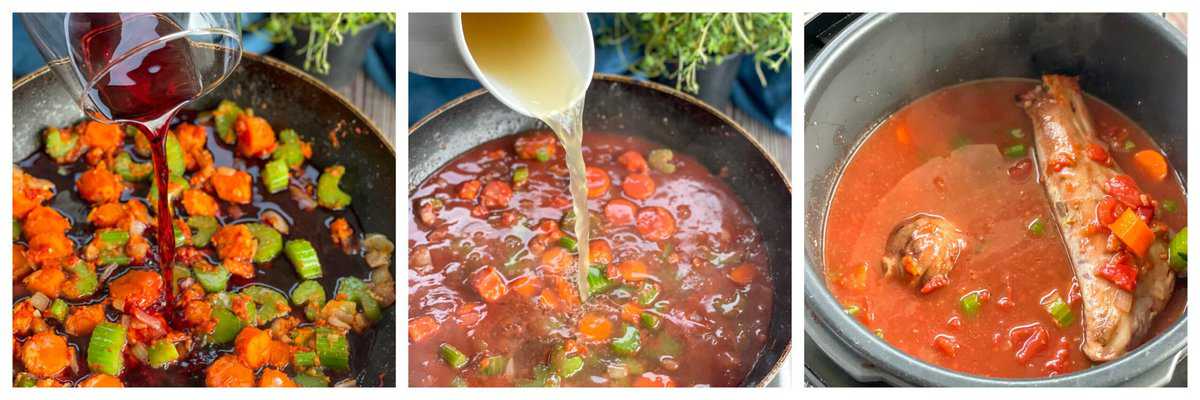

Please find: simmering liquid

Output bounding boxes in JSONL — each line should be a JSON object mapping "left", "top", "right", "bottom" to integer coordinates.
{"left": 462, "top": 13, "right": 593, "bottom": 300}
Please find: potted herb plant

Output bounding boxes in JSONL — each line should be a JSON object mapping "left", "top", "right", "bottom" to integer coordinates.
{"left": 257, "top": 13, "right": 395, "bottom": 87}
{"left": 601, "top": 13, "right": 791, "bottom": 109}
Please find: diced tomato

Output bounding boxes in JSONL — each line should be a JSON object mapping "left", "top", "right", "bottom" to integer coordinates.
{"left": 1043, "top": 337, "right": 1072, "bottom": 375}
{"left": 621, "top": 173, "right": 656, "bottom": 200}
{"left": 408, "top": 316, "right": 439, "bottom": 343}
{"left": 458, "top": 179, "right": 482, "bottom": 200}
{"left": 1135, "top": 206, "right": 1155, "bottom": 224}
{"left": 617, "top": 151, "right": 649, "bottom": 174}
{"left": 1103, "top": 175, "right": 1145, "bottom": 207}
{"left": 1085, "top": 143, "right": 1110, "bottom": 165}
{"left": 1096, "top": 252, "right": 1138, "bottom": 291}
{"left": 471, "top": 266, "right": 509, "bottom": 303}
{"left": 728, "top": 263, "right": 757, "bottom": 285}
{"left": 1007, "top": 158, "right": 1033, "bottom": 180}
{"left": 632, "top": 372, "right": 676, "bottom": 387}
{"left": 586, "top": 166, "right": 611, "bottom": 198}
{"left": 1009, "top": 323, "right": 1049, "bottom": 363}
{"left": 509, "top": 273, "right": 543, "bottom": 298}
{"left": 481, "top": 181, "right": 513, "bottom": 209}
{"left": 604, "top": 199, "right": 638, "bottom": 226}
{"left": 1096, "top": 196, "right": 1125, "bottom": 225}
{"left": 619, "top": 302, "right": 643, "bottom": 323}
{"left": 919, "top": 275, "right": 950, "bottom": 294}
{"left": 635, "top": 207, "right": 677, "bottom": 241}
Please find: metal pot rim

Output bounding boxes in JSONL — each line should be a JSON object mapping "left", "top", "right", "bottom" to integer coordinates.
{"left": 803, "top": 12, "right": 1187, "bottom": 386}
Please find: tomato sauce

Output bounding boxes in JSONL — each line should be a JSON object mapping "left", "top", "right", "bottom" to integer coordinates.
{"left": 409, "top": 132, "right": 773, "bottom": 386}
{"left": 823, "top": 79, "right": 1187, "bottom": 378}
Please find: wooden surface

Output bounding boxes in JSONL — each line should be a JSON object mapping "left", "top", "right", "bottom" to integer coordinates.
{"left": 332, "top": 71, "right": 397, "bottom": 145}
{"left": 726, "top": 105, "right": 791, "bottom": 175}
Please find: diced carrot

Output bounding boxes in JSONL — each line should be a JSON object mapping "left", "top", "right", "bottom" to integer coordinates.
{"left": 23, "top": 265, "right": 65, "bottom": 299}
{"left": 78, "top": 373, "right": 124, "bottom": 387}
{"left": 181, "top": 189, "right": 219, "bottom": 217}
{"left": 23, "top": 206, "right": 70, "bottom": 238}
{"left": 728, "top": 263, "right": 757, "bottom": 286}
{"left": 604, "top": 199, "right": 638, "bottom": 226}
{"left": 621, "top": 173, "right": 656, "bottom": 199}
{"left": 235, "top": 327, "right": 271, "bottom": 369}
{"left": 108, "top": 270, "right": 164, "bottom": 312}
{"left": 632, "top": 372, "right": 676, "bottom": 387}
{"left": 25, "top": 233, "right": 74, "bottom": 267}
{"left": 471, "top": 266, "right": 509, "bottom": 303}
{"left": 540, "top": 246, "right": 575, "bottom": 275}
{"left": 618, "top": 151, "right": 649, "bottom": 174}
{"left": 408, "top": 316, "right": 440, "bottom": 343}
{"left": 265, "top": 340, "right": 293, "bottom": 368}
{"left": 586, "top": 166, "right": 611, "bottom": 198}
{"left": 616, "top": 260, "right": 650, "bottom": 281}
{"left": 13, "top": 169, "right": 55, "bottom": 219}
{"left": 211, "top": 166, "right": 252, "bottom": 204}
{"left": 1108, "top": 208, "right": 1154, "bottom": 257}
{"left": 258, "top": 368, "right": 296, "bottom": 387}
{"left": 458, "top": 179, "right": 482, "bottom": 200}
{"left": 509, "top": 273, "right": 543, "bottom": 298}
{"left": 81, "top": 121, "right": 124, "bottom": 154}
{"left": 635, "top": 207, "right": 677, "bottom": 241}
{"left": 13, "top": 300, "right": 37, "bottom": 336}
{"left": 212, "top": 225, "right": 257, "bottom": 264}
{"left": 588, "top": 240, "right": 613, "bottom": 265}
{"left": 620, "top": 303, "right": 643, "bottom": 323}
{"left": 87, "top": 203, "right": 128, "bottom": 228}
{"left": 65, "top": 303, "right": 106, "bottom": 336}
{"left": 234, "top": 114, "right": 278, "bottom": 159}
{"left": 205, "top": 354, "right": 255, "bottom": 387}
{"left": 577, "top": 312, "right": 613, "bottom": 342}
{"left": 76, "top": 164, "right": 124, "bottom": 204}
{"left": 20, "top": 331, "right": 71, "bottom": 378}
{"left": 1133, "top": 150, "right": 1168, "bottom": 181}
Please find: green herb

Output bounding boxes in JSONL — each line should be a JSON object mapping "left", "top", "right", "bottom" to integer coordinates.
{"left": 1044, "top": 295, "right": 1075, "bottom": 328}
{"left": 1169, "top": 227, "right": 1187, "bottom": 272}
{"left": 600, "top": 13, "right": 791, "bottom": 94}
{"left": 960, "top": 292, "right": 982, "bottom": 317}
{"left": 255, "top": 13, "right": 396, "bottom": 75}
{"left": 1009, "top": 128, "right": 1025, "bottom": 139}
{"left": 1027, "top": 217, "right": 1046, "bottom": 237}
{"left": 1162, "top": 199, "right": 1178, "bottom": 213}
{"left": 1123, "top": 140, "right": 1136, "bottom": 151}
{"left": 1003, "top": 144, "right": 1027, "bottom": 158}
{"left": 439, "top": 343, "right": 469, "bottom": 369}
{"left": 844, "top": 305, "right": 861, "bottom": 316}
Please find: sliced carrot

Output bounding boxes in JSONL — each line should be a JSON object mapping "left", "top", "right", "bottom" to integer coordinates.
{"left": 621, "top": 173, "right": 656, "bottom": 199}
{"left": 408, "top": 316, "right": 439, "bottom": 343}
{"left": 205, "top": 354, "right": 254, "bottom": 387}
{"left": 620, "top": 303, "right": 643, "bottom": 323}
{"left": 586, "top": 166, "right": 611, "bottom": 198}
{"left": 509, "top": 273, "right": 543, "bottom": 298}
{"left": 258, "top": 368, "right": 296, "bottom": 387}
{"left": 540, "top": 246, "right": 575, "bottom": 275}
{"left": 577, "top": 312, "right": 613, "bottom": 342}
{"left": 588, "top": 240, "right": 613, "bottom": 265}
{"left": 234, "top": 327, "right": 271, "bottom": 369}
{"left": 471, "top": 266, "right": 509, "bottom": 303}
{"left": 617, "top": 260, "right": 650, "bottom": 281}
{"left": 604, "top": 199, "right": 638, "bottom": 226}
{"left": 1133, "top": 150, "right": 1168, "bottom": 181}
{"left": 635, "top": 207, "right": 677, "bottom": 241}
{"left": 1109, "top": 208, "right": 1154, "bottom": 257}
{"left": 728, "top": 263, "right": 757, "bottom": 285}
{"left": 78, "top": 373, "right": 124, "bottom": 387}
{"left": 20, "top": 331, "right": 70, "bottom": 378}
{"left": 632, "top": 372, "right": 676, "bottom": 387}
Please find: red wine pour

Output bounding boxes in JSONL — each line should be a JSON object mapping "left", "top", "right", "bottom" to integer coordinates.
{"left": 68, "top": 13, "right": 204, "bottom": 315}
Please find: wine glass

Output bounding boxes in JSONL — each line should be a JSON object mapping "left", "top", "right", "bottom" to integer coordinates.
{"left": 21, "top": 12, "right": 242, "bottom": 309}
{"left": 21, "top": 12, "right": 242, "bottom": 137}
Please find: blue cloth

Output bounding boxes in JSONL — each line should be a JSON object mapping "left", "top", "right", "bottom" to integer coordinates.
{"left": 409, "top": 13, "right": 790, "bottom": 136}
{"left": 12, "top": 13, "right": 395, "bottom": 98}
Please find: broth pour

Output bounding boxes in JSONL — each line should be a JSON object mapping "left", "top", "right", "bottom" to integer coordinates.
{"left": 462, "top": 13, "right": 593, "bottom": 301}
{"left": 69, "top": 13, "right": 204, "bottom": 317}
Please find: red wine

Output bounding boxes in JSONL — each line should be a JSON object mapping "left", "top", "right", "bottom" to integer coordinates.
{"left": 68, "top": 13, "right": 204, "bottom": 314}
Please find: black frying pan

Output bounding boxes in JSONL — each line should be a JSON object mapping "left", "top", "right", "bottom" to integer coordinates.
{"left": 12, "top": 52, "right": 396, "bottom": 387}
{"left": 408, "top": 73, "right": 792, "bottom": 386}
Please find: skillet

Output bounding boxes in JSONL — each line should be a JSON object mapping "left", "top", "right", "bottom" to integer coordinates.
{"left": 12, "top": 52, "right": 397, "bottom": 387}
{"left": 408, "top": 73, "right": 792, "bottom": 386}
